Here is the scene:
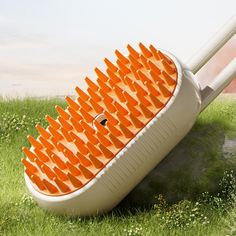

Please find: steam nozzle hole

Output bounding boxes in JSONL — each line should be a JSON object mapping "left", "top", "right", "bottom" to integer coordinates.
{"left": 93, "top": 114, "right": 107, "bottom": 129}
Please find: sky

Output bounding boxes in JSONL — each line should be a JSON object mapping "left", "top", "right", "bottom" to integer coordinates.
{"left": 0, "top": 0, "right": 235, "bottom": 97}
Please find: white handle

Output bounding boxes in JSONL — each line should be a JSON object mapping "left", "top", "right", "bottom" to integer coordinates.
{"left": 187, "top": 15, "right": 236, "bottom": 74}
{"left": 200, "top": 58, "right": 236, "bottom": 112}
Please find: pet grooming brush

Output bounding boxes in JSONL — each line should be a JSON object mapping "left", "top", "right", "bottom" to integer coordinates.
{"left": 22, "top": 16, "right": 236, "bottom": 216}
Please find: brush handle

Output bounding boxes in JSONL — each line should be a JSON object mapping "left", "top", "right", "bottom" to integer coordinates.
{"left": 200, "top": 58, "right": 236, "bottom": 112}
{"left": 187, "top": 15, "right": 236, "bottom": 74}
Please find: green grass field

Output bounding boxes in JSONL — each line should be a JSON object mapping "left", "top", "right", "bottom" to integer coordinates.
{"left": 0, "top": 97, "right": 236, "bottom": 236}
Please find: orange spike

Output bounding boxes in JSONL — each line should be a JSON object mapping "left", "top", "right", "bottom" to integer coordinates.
{"left": 55, "top": 105, "right": 70, "bottom": 120}
{"left": 85, "top": 77, "right": 99, "bottom": 91}
{"left": 22, "top": 147, "right": 37, "bottom": 161}
{"left": 129, "top": 113, "right": 144, "bottom": 128}
{"left": 150, "top": 70, "right": 165, "bottom": 84}
{"left": 51, "top": 153, "right": 67, "bottom": 169}
{"left": 127, "top": 44, "right": 139, "bottom": 59}
{"left": 48, "top": 126, "right": 63, "bottom": 140}
{"left": 124, "top": 75, "right": 135, "bottom": 92}
{"left": 140, "top": 54, "right": 150, "bottom": 69}
{"left": 162, "top": 60, "right": 175, "bottom": 75}
{"left": 36, "top": 124, "right": 51, "bottom": 139}
{"left": 108, "top": 133, "right": 124, "bottom": 148}
{"left": 76, "top": 152, "right": 91, "bottom": 166}
{"left": 162, "top": 71, "right": 176, "bottom": 86}
{"left": 22, "top": 158, "right": 37, "bottom": 173}
{"left": 156, "top": 50, "right": 171, "bottom": 62}
{"left": 77, "top": 97, "right": 92, "bottom": 112}
{"left": 84, "top": 130, "right": 99, "bottom": 145}
{"left": 45, "top": 148, "right": 54, "bottom": 159}
{"left": 70, "top": 117, "right": 83, "bottom": 132}
{"left": 69, "top": 130, "right": 84, "bottom": 143}
{"left": 57, "top": 142, "right": 68, "bottom": 152}
{"left": 79, "top": 107, "right": 94, "bottom": 123}
{"left": 118, "top": 69, "right": 125, "bottom": 80}
{"left": 116, "top": 112, "right": 132, "bottom": 127}
{"left": 95, "top": 67, "right": 109, "bottom": 82}
{"left": 79, "top": 164, "right": 94, "bottom": 179}
{"left": 123, "top": 91, "right": 138, "bottom": 106}
{"left": 99, "top": 89, "right": 113, "bottom": 103}
{"left": 113, "top": 86, "right": 126, "bottom": 102}
{"left": 30, "top": 174, "right": 46, "bottom": 190}
{"left": 35, "top": 158, "right": 44, "bottom": 170}
{"left": 88, "top": 154, "right": 104, "bottom": 169}
{"left": 103, "top": 98, "right": 116, "bottom": 113}
{"left": 104, "top": 111, "right": 118, "bottom": 125}
{"left": 88, "top": 88, "right": 102, "bottom": 102}
{"left": 60, "top": 127, "right": 73, "bottom": 142}
{"left": 58, "top": 117, "right": 73, "bottom": 131}
{"left": 53, "top": 177, "right": 70, "bottom": 193}
{"left": 93, "top": 120, "right": 109, "bottom": 135}
{"left": 136, "top": 93, "right": 152, "bottom": 106}
{"left": 106, "top": 69, "right": 121, "bottom": 83}
{"left": 96, "top": 132, "right": 112, "bottom": 146}
{"left": 137, "top": 70, "right": 152, "bottom": 84}
{"left": 115, "top": 49, "right": 129, "bottom": 64}
{"left": 116, "top": 60, "right": 131, "bottom": 75}
{"left": 148, "top": 60, "right": 161, "bottom": 76}
{"left": 119, "top": 123, "right": 134, "bottom": 138}
{"left": 140, "top": 103, "right": 154, "bottom": 118}
{"left": 66, "top": 162, "right": 81, "bottom": 176}
{"left": 65, "top": 96, "right": 80, "bottom": 110}
{"left": 53, "top": 166, "right": 68, "bottom": 181}
{"left": 67, "top": 172, "right": 83, "bottom": 188}
{"left": 149, "top": 93, "right": 165, "bottom": 108}
{"left": 34, "top": 148, "right": 50, "bottom": 162}
{"left": 113, "top": 101, "right": 128, "bottom": 115}
{"left": 27, "top": 135, "right": 43, "bottom": 149}
{"left": 50, "top": 137, "right": 60, "bottom": 151}
{"left": 90, "top": 98, "right": 104, "bottom": 113}
{"left": 74, "top": 139, "right": 89, "bottom": 155}
{"left": 158, "top": 83, "right": 172, "bottom": 97}
{"left": 149, "top": 44, "right": 160, "bottom": 60}
{"left": 130, "top": 65, "right": 140, "bottom": 80}
{"left": 25, "top": 168, "right": 34, "bottom": 179}
{"left": 106, "top": 122, "right": 122, "bottom": 136}
{"left": 75, "top": 86, "right": 90, "bottom": 101}
{"left": 80, "top": 120, "right": 95, "bottom": 134}
{"left": 39, "top": 136, "right": 54, "bottom": 150}
{"left": 98, "top": 143, "right": 113, "bottom": 159}
{"left": 97, "top": 78, "right": 112, "bottom": 93}
{"left": 145, "top": 81, "right": 160, "bottom": 96}
{"left": 45, "top": 115, "right": 60, "bottom": 129}
{"left": 43, "top": 179, "right": 58, "bottom": 193}
{"left": 63, "top": 148, "right": 79, "bottom": 164}
{"left": 139, "top": 42, "right": 152, "bottom": 58}
{"left": 126, "top": 102, "right": 141, "bottom": 117}
{"left": 87, "top": 141, "right": 102, "bottom": 156}
{"left": 128, "top": 54, "right": 143, "bottom": 69}
{"left": 41, "top": 164, "right": 57, "bottom": 180}
{"left": 104, "top": 58, "right": 118, "bottom": 72}
{"left": 133, "top": 80, "right": 148, "bottom": 96}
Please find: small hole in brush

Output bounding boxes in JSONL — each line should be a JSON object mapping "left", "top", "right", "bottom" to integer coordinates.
{"left": 93, "top": 114, "right": 107, "bottom": 129}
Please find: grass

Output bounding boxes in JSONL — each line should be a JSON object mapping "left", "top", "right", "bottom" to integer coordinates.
{"left": 0, "top": 97, "right": 236, "bottom": 236}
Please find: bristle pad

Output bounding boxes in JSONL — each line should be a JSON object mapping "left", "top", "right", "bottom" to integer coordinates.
{"left": 22, "top": 43, "right": 178, "bottom": 196}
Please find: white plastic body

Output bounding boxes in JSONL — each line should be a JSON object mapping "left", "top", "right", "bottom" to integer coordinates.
{"left": 25, "top": 52, "right": 202, "bottom": 216}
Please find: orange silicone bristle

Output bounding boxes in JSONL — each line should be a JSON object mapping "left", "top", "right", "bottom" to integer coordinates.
{"left": 22, "top": 43, "right": 178, "bottom": 196}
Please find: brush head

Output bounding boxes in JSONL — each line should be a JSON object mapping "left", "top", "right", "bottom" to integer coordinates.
{"left": 22, "top": 43, "right": 178, "bottom": 196}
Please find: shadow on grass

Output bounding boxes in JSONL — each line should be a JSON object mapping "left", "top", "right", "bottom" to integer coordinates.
{"left": 114, "top": 118, "right": 236, "bottom": 215}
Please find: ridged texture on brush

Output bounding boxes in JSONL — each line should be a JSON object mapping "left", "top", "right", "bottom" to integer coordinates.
{"left": 22, "top": 43, "right": 178, "bottom": 196}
